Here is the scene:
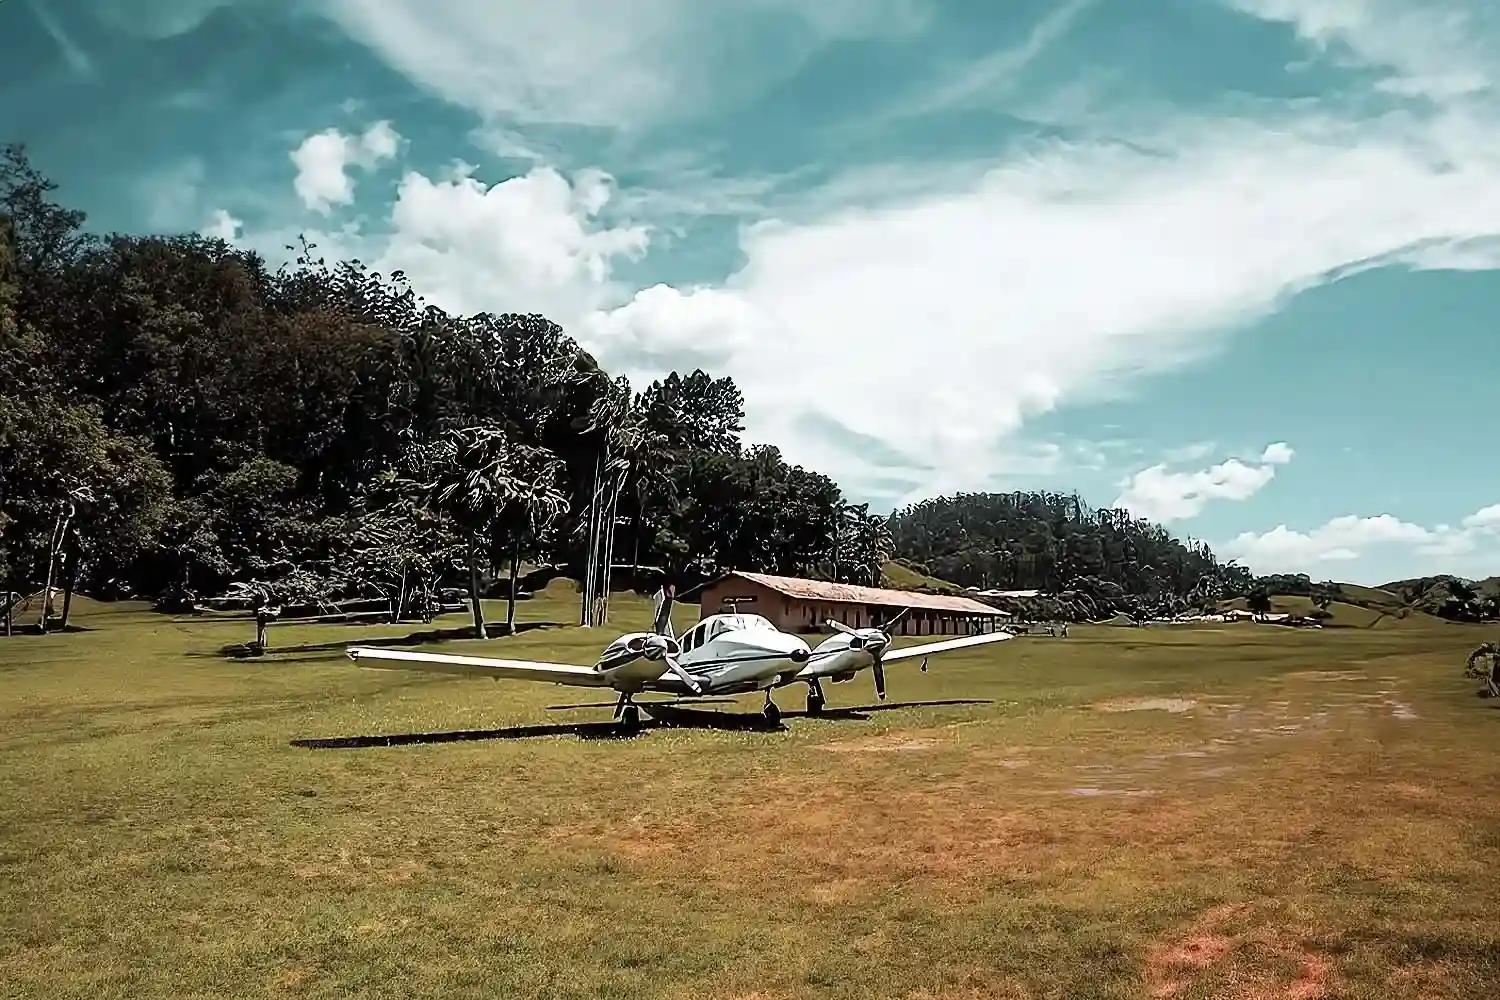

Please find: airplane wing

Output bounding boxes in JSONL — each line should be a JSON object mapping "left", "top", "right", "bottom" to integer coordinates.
{"left": 346, "top": 646, "right": 610, "bottom": 686}
{"left": 881, "top": 630, "right": 1013, "bottom": 664}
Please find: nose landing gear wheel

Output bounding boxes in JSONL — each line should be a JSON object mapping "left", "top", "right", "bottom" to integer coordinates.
{"left": 806, "top": 691, "right": 825, "bottom": 715}
{"left": 762, "top": 699, "right": 782, "bottom": 727}
{"left": 620, "top": 704, "right": 641, "bottom": 733}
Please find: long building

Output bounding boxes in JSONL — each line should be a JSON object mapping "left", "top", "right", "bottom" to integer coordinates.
{"left": 694, "top": 571, "right": 1009, "bottom": 636}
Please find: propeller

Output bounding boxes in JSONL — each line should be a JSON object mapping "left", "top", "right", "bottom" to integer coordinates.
{"left": 641, "top": 632, "right": 701, "bottom": 694}
{"left": 824, "top": 608, "right": 911, "bottom": 701}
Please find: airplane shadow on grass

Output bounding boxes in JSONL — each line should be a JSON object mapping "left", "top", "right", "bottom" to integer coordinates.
{"left": 214, "top": 621, "right": 565, "bottom": 661}
{"left": 290, "top": 698, "right": 994, "bottom": 749}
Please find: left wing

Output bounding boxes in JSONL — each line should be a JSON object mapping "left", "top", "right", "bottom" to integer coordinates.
{"left": 881, "top": 630, "right": 1013, "bottom": 664}
{"left": 347, "top": 646, "right": 609, "bottom": 686}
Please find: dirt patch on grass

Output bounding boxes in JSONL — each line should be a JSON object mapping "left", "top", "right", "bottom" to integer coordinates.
{"left": 1095, "top": 697, "right": 1197, "bottom": 714}
{"left": 1145, "top": 904, "right": 1333, "bottom": 999}
{"left": 820, "top": 735, "right": 942, "bottom": 753}
{"left": 1285, "top": 670, "right": 1366, "bottom": 682}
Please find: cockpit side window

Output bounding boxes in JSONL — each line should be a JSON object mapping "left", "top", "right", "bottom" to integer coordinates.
{"left": 684, "top": 623, "right": 709, "bottom": 651}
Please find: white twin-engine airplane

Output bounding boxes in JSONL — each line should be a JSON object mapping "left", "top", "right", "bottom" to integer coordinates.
{"left": 345, "top": 591, "right": 1011, "bottom": 730}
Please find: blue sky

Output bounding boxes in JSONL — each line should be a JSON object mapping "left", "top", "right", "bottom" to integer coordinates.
{"left": 4, "top": 0, "right": 1500, "bottom": 584}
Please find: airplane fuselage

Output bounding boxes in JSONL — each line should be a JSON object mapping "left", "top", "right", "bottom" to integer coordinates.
{"left": 595, "top": 614, "right": 811, "bottom": 695}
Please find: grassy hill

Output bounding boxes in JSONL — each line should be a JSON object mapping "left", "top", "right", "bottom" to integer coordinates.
{"left": 880, "top": 560, "right": 965, "bottom": 594}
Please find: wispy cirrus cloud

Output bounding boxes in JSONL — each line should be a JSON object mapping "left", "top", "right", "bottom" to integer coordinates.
{"left": 317, "top": 0, "right": 930, "bottom": 128}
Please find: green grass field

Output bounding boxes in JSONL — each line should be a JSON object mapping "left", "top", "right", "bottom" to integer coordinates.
{"left": 3, "top": 588, "right": 1499, "bottom": 999}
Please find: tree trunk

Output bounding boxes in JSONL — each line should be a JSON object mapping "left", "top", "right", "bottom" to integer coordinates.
{"left": 395, "top": 562, "right": 409, "bottom": 622}
{"left": 59, "top": 535, "right": 80, "bottom": 629}
{"left": 467, "top": 531, "right": 485, "bottom": 638}
{"left": 506, "top": 538, "right": 520, "bottom": 634}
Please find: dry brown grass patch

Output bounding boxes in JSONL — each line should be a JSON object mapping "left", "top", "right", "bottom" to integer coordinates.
{"left": 1145, "top": 903, "right": 1333, "bottom": 999}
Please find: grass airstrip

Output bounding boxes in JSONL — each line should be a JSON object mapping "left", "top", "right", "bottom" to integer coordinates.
{"left": 2, "top": 583, "right": 1499, "bottom": 999}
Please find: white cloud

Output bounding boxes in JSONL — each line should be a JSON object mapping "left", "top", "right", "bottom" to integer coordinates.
{"left": 318, "top": 0, "right": 928, "bottom": 128}
{"left": 581, "top": 284, "right": 760, "bottom": 379}
{"left": 1227, "top": 514, "right": 1434, "bottom": 567}
{"left": 1261, "top": 442, "right": 1295, "bottom": 465}
{"left": 373, "top": 166, "right": 648, "bottom": 325}
{"left": 1227, "top": 502, "right": 1500, "bottom": 579}
{"left": 200, "top": 208, "right": 242, "bottom": 241}
{"left": 889, "top": 0, "right": 1095, "bottom": 118}
{"left": 290, "top": 121, "right": 403, "bottom": 213}
{"left": 1464, "top": 503, "right": 1500, "bottom": 532}
{"left": 639, "top": 106, "right": 1500, "bottom": 499}
{"left": 1225, "top": 0, "right": 1500, "bottom": 101}
{"left": 1113, "top": 444, "right": 1292, "bottom": 522}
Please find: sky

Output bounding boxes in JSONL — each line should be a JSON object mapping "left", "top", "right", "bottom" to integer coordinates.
{"left": 3, "top": 0, "right": 1499, "bottom": 585}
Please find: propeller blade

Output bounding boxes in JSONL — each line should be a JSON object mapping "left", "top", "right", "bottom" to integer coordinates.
{"left": 652, "top": 585, "right": 677, "bottom": 638}
{"left": 825, "top": 619, "right": 859, "bottom": 636}
{"left": 664, "top": 655, "right": 703, "bottom": 695}
{"left": 880, "top": 608, "right": 911, "bottom": 635}
{"left": 872, "top": 655, "right": 887, "bottom": 700}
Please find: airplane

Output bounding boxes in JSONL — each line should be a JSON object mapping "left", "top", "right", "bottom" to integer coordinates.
{"left": 346, "top": 588, "right": 811, "bottom": 730}
{"left": 344, "top": 589, "right": 1013, "bottom": 730}
{"left": 786, "top": 609, "right": 1013, "bottom": 714}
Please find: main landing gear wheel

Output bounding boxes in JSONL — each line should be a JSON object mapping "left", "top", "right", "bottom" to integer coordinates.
{"left": 762, "top": 699, "right": 782, "bottom": 727}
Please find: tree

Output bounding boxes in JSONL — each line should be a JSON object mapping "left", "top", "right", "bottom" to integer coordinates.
{"left": 418, "top": 425, "right": 568, "bottom": 638}
{"left": 640, "top": 370, "right": 745, "bottom": 455}
{"left": 1311, "top": 581, "right": 1336, "bottom": 612}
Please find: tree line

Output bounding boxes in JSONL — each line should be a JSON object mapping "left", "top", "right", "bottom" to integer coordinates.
{"left": 889, "top": 491, "right": 1254, "bottom": 613}
{"left": 1, "top": 144, "right": 1249, "bottom": 634}
{"left": 0, "top": 146, "right": 894, "bottom": 633}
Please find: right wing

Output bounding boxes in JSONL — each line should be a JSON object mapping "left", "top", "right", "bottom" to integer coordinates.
{"left": 881, "top": 630, "right": 1013, "bottom": 664}
{"left": 346, "top": 646, "right": 610, "bottom": 687}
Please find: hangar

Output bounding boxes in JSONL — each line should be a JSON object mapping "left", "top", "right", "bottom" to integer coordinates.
{"left": 694, "top": 571, "right": 1009, "bottom": 636}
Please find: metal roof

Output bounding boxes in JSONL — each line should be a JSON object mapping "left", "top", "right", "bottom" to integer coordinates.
{"left": 713, "top": 571, "right": 1003, "bottom": 616}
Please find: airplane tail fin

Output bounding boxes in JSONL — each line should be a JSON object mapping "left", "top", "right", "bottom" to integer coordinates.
{"left": 651, "top": 584, "right": 676, "bottom": 639}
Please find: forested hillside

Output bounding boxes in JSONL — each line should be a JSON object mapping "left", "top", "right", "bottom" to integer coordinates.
{"left": 1, "top": 144, "right": 1249, "bottom": 626}
{"left": 890, "top": 492, "right": 1253, "bottom": 607}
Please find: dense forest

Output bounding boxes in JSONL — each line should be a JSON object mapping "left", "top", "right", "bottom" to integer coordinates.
{"left": 890, "top": 492, "right": 1254, "bottom": 615}
{"left": 0, "top": 144, "right": 1253, "bottom": 631}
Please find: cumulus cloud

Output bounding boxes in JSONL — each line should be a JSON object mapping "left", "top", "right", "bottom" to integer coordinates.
{"left": 1226, "top": 502, "right": 1500, "bottom": 577}
{"left": 291, "top": 121, "right": 404, "bottom": 213}
{"left": 1464, "top": 503, "right": 1500, "bottom": 531}
{"left": 199, "top": 208, "right": 242, "bottom": 241}
{"left": 1260, "top": 442, "right": 1295, "bottom": 465}
{"left": 581, "top": 284, "right": 760, "bottom": 378}
{"left": 1113, "top": 444, "right": 1292, "bottom": 522}
{"left": 373, "top": 166, "right": 648, "bottom": 325}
